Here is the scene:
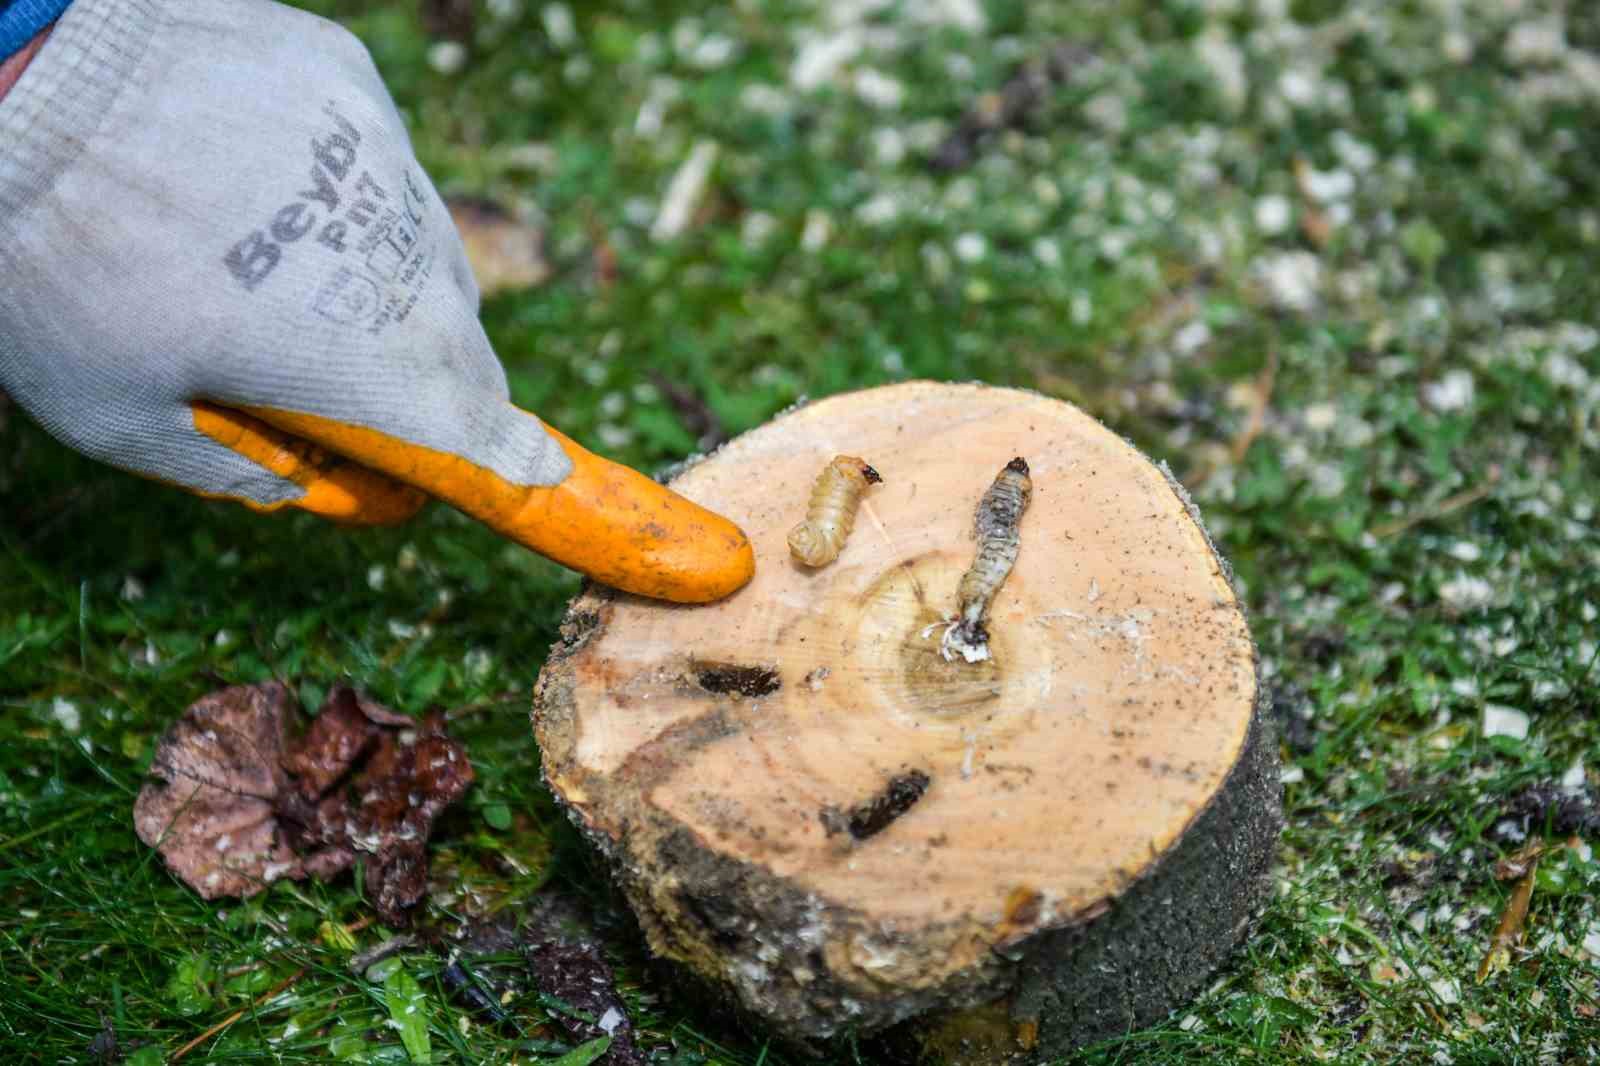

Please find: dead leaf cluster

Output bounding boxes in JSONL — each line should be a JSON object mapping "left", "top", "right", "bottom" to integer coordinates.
{"left": 134, "top": 682, "right": 474, "bottom": 926}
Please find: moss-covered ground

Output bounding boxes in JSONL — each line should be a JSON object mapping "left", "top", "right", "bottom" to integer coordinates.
{"left": 4, "top": 0, "right": 1600, "bottom": 1061}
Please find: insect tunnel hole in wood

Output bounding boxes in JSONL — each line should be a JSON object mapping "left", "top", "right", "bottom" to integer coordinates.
{"left": 534, "top": 382, "right": 1282, "bottom": 1062}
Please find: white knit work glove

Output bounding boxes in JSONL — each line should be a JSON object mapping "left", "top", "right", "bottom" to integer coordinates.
{"left": 0, "top": 0, "right": 752, "bottom": 603}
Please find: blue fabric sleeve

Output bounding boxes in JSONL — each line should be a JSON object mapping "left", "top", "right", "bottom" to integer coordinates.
{"left": 0, "top": 0, "right": 74, "bottom": 60}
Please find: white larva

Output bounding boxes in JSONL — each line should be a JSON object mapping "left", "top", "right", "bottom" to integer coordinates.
{"left": 788, "top": 455, "right": 883, "bottom": 567}
{"left": 941, "top": 457, "right": 1032, "bottom": 663}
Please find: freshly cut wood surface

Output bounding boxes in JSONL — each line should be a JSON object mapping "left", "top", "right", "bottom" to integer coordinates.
{"left": 535, "top": 382, "right": 1280, "bottom": 1060}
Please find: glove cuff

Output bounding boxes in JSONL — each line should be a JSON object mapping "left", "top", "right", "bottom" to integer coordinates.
{"left": 0, "top": 0, "right": 160, "bottom": 220}
{"left": 0, "top": 0, "right": 72, "bottom": 61}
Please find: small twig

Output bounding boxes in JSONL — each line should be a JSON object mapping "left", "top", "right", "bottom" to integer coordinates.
{"left": 649, "top": 373, "right": 727, "bottom": 451}
{"left": 170, "top": 966, "right": 307, "bottom": 1062}
{"left": 1371, "top": 468, "right": 1501, "bottom": 539}
{"left": 1228, "top": 348, "right": 1279, "bottom": 465}
{"left": 1476, "top": 860, "right": 1538, "bottom": 983}
{"left": 1184, "top": 350, "right": 1278, "bottom": 489}
{"left": 1292, "top": 156, "right": 1334, "bottom": 249}
{"left": 347, "top": 932, "right": 419, "bottom": 975}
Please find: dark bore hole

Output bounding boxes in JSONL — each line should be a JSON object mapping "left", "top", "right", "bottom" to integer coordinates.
{"left": 821, "top": 770, "right": 931, "bottom": 841}
{"left": 695, "top": 662, "right": 781, "bottom": 698}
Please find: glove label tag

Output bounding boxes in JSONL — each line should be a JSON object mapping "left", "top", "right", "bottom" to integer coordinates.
{"left": 222, "top": 102, "right": 437, "bottom": 338}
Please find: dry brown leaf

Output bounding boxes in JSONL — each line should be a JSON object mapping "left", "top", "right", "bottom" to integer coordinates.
{"left": 350, "top": 712, "right": 475, "bottom": 925}
{"left": 447, "top": 198, "right": 550, "bottom": 297}
{"left": 135, "top": 683, "right": 474, "bottom": 926}
{"left": 133, "top": 683, "right": 304, "bottom": 898}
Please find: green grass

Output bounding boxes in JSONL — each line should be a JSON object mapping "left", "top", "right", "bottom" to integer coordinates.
{"left": 5, "top": 0, "right": 1600, "bottom": 1061}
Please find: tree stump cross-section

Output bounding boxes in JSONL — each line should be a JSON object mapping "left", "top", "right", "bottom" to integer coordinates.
{"left": 534, "top": 382, "right": 1282, "bottom": 1061}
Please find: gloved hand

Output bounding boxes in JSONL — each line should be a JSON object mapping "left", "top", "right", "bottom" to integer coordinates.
{"left": 0, "top": 0, "right": 753, "bottom": 603}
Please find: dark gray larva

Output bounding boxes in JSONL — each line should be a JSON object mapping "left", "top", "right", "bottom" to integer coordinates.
{"left": 787, "top": 455, "right": 883, "bottom": 567}
{"left": 941, "top": 457, "right": 1032, "bottom": 663}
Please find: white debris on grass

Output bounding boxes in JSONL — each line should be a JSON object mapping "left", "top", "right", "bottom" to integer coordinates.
{"left": 1082, "top": 92, "right": 1128, "bottom": 133}
{"left": 856, "top": 193, "right": 901, "bottom": 226}
{"left": 740, "top": 83, "right": 791, "bottom": 116}
{"left": 541, "top": 3, "right": 577, "bottom": 50}
{"left": 1331, "top": 130, "right": 1379, "bottom": 171}
{"left": 800, "top": 208, "right": 832, "bottom": 251}
{"left": 689, "top": 34, "right": 739, "bottom": 70}
{"left": 1481, "top": 704, "right": 1529, "bottom": 740}
{"left": 1446, "top": 541, "right": 1482, "bottom": 562}
{"left": 1423, "top": 369, "right": 1475, "bottom": 411}
{"left": 120, "top": 575, "right": 145, "bottom": 602}
{"left": 427, "top": 41, "right": 467, "bottom": 76}
{"left": 1532, "top": 678, "right": 1567, "bottom": 701}
{"left": 953, "top": 233, "right": 987, "bottom": 262}
{"left": 563, "top": 55, "right": 592, "bottom": 85}
{"left": 367, "top": 564, "right": 386, "bottom": 591}
{"left": 791, "top": 31, "right": 862, "bottom": 91}
{"left": 741, "top": 211, "right": 777, "bottom": 247}
{"left": 854, "top": 68, "right": 904, "bottom": 109}
{"left": 1255, "top": 194, "right": 1293, "bottom": 234}
{"left": 651, "top": 141, "right": 719, "bottom": 242}
{"left": 1173, "top": 320, "right": 1212, "bottom": 355}
{"left": 1310, "top": 463, "right": 1346, "bottom": 498}
{"left": 1545, "top": 351, "right": 1592, "bottom": 389}
{"left": 1561, "top": 759, "right": 1586, "bottom": 790}
{"left": 51, "top": 697, "right": 81, "bottom": 734}
{"left": 871, "top": 127, "right": 906, "bottom": 166}
{"left": 1300, "top": 166, "right": 1356, "bottom": 203}
{"left": 1438, "top": 574, "right": 1493, "bottom": 610}
{"left": 1195, "top": 29, "right": 1248, "bottom": 113}
{"left": 1254, "top": 251, "right": 1323, "bottom": 312}
{"left": 597, "top": 1006, "right": 625, "bottom": 1035}
{"left": 1582, "top": 924, "right": 1600, "bottom": 960}
{"left": 1304, "top": 403, "right": 1338, "bottom": 431}
{"left": 464, "top": 648, "right": 494, "bottom": 681}
{"left": 1505, "top": 16, "right": 1566, "bottom": 67}
{"left": 910, "top": 0, "right": 984, "bottom": 33}
{"left": 1279, "top": 68, "right": 1321, "bottom": 108}
{"left": 634, "top": 77, "right": 680, "bottom": 139}
{"left": 1098, "top": 229, "right": 1133, "bottom": 260}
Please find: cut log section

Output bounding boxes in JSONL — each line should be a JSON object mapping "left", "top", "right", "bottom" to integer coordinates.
{"left": 534, "top": 382, "right": 1281, "bottom": 1061}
